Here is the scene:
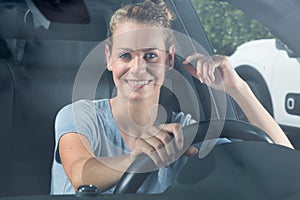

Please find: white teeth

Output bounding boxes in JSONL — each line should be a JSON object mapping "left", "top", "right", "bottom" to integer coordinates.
{"left": 127, "top": 80, "right": 149, "bottom": 85}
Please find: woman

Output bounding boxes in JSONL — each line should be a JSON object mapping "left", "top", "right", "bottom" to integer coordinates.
{"left": 50, "top": 0, "right": 293, "bottom": 195}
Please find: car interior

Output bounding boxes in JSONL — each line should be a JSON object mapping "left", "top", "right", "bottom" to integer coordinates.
{"left": 0, "top": 0, "right": 298, "bottom": 198}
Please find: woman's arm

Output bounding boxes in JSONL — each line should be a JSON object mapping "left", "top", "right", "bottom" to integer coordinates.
{"left": 59, "top": 124, "right": 198, "bottom": 192}
{"left": 183, "top": 54, "right": 294, "bottom": 149}
{"left": 59, "top": 133, "right": 134, "bottom": 192}
{"left": 228, "top": 80, "right": 294, "bottom": 148}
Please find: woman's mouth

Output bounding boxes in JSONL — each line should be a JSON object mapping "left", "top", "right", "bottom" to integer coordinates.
{"left": 126, "top": 80, "right": 152, "bottom": 89}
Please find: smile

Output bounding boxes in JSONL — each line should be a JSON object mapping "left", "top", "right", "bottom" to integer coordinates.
{"left": 126, "top": 80, "right": 152, "bottom": 88}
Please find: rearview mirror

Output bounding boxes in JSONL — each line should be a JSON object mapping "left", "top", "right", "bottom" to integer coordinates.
{"left": 26, "top": 0, "right": 90, "bottom": 29}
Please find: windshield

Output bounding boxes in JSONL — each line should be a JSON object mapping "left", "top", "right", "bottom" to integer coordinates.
{"left": 0, "top": 0, "right": 299, "bottom": 199}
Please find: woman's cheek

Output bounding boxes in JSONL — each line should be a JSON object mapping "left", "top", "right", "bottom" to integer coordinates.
{"left": 149, "top": 66, "right": 166, "bottom": 84}
{"left": 109, "top": 65, "right": 125, "bottom": 89}
{"left": 112, "top": 62, "right": 129, "bottom": 79}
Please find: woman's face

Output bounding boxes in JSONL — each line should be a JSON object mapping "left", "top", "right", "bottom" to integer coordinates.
{"left": 106, "top": 22, "right": 174, "bottom": 102}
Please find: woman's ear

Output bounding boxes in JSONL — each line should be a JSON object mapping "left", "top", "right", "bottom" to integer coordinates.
{"left": 105, "top": 44, "right": 112, "bottom": 71}
{"left": 167, "top": 44, "right": 175, "bottom": 69}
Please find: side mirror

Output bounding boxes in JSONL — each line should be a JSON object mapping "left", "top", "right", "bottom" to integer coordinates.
{"left": 275, "top": 38, "right": 298, "bottom": 58}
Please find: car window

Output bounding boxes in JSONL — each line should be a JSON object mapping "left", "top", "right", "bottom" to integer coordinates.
{"left": 191, "top": 0, "right": 274, "bottom": 55}
{"left": 191, "top": 0, "right": 300, "bottom": 149}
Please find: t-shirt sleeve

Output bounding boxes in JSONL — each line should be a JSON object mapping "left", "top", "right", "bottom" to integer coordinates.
{"left": 54, "top": 100, "right": 99, "bottom": 163}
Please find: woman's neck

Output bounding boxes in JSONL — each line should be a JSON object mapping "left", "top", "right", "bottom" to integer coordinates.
{"left": 110, "top": 95, "right": 160, "bottom": 137}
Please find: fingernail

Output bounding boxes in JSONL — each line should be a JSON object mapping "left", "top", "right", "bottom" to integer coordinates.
{"left": 193, "top": 148, "right": 198, "bottom": 155}
{"left": 199, "top": 77, "right": 204, "bottom": 83}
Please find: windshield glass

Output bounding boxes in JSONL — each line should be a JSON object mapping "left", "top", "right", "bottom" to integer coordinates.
{"left": 0, "top": 0, "right": 299, "bottom": 199}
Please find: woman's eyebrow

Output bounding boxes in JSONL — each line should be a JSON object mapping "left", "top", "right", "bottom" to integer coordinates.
{"left": 142, "top": 48, "right": 168, "bottom": 52}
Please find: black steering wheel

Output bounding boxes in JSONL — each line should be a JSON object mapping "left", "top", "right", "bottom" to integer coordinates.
{"left": 113, "top": 119, "right": 274, "bottom": 194}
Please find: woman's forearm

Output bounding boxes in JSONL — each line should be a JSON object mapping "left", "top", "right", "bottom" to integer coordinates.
{"left": 70, "top": 154, "right": 134, "bottom": 192}
{"left": 227, "top": 81, "right": 294, "bottom": 149}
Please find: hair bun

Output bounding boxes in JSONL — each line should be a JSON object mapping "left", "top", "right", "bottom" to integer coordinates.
{"left": 147, "top": 0, "right": 175, "bottom": 21}
{"left": 110, "top": 0, "right": 175, "bottom": 37}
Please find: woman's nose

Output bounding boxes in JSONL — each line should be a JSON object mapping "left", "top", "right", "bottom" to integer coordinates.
{"left": 130, "top": 56, "right": 147, "bottom": 75}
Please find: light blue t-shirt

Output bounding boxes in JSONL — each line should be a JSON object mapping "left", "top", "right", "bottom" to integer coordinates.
{"left": 50, "top": 99, "right": 197, "bottom": 195}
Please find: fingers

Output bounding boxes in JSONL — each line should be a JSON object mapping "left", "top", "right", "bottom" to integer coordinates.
{"left": 183, "top": 53, "right": 205, "bottom": 82}
{"left": 132, "top": 123, "right": 184, "bottom": 167}
{"left": 183, "top": 146, "right": 198, "bottom": 156}
{"left": 183, "top": 53, "right": 227, "bottom": 86}
{"left": 158, "top": 123, "right": 183, "bottom": 150}
{"left": 132, "top": 136, "right": 171, "bottom": 167}
{"left": 132, "top": 138, "right": 165, "bottom": 167}
{"left": 154, "top": 131, "right": 175, "bottom": 163}
{"left": 184, "top": 53, "right": 216, "bottom": 85}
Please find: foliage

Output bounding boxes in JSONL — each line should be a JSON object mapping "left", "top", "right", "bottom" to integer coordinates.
{"left": 191, "top": 0, "right": 273, "bottom": 55}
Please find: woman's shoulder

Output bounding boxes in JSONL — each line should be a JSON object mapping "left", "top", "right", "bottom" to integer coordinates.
{"left": 56, "top": 99, "right": 110, "bottom": 120}
{"left": 59, "top": 99, "right": 109, "bottom": 111}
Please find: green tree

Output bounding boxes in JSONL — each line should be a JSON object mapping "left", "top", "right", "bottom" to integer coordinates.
{"left": 192, "top": 0, "right": 273, "bottom": 55}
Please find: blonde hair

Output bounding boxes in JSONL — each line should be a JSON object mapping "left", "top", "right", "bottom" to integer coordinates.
{"left": 109, "top": 0, "right": 175, "bottom": 48}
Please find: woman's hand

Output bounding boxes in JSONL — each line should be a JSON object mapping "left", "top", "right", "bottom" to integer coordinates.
{"left": 131, "top": 123, "right": 198, "bottom": 167}
{"left": 183, "top": 53, "right": 294, "bottom": 149}
{"left": 183, "top": 53, "right": 244, "bottom": 95}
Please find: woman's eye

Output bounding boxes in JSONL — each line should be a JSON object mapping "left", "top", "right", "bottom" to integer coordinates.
{"left": 144, "top": 52, "right": 158, "bottom": 62}
{"left": 119, "top": 52, "right": 131, "bottom": 60}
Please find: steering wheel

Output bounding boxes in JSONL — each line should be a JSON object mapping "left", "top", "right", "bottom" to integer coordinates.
{"left": 113, "top": 119, "right": 274, "bottom": 194}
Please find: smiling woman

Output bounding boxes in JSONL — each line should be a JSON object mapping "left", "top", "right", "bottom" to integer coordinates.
{"left": 51, "top": 0, "right": 199, "bottom": 195}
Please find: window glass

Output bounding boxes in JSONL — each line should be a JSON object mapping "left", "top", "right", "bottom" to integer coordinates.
{"left": 191, "top": 0, "right": 273, "bottom": 55}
